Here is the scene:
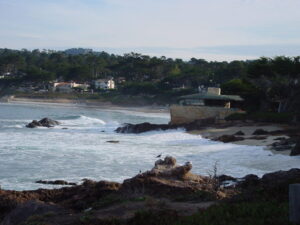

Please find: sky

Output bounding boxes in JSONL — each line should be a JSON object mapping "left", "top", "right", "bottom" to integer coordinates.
{"left": 0, "top": 0, "right": 300, "bottom": 61}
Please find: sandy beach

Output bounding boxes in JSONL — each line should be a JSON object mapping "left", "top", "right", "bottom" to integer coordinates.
{"left": 5, "top": 96, "right": 170, "bottom": 114}
{"left": 189, "top": 124, "right": 292, "bottom": 155}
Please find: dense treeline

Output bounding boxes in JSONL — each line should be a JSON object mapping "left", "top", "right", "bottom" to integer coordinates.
{"left": 0, "top": 48, "right": 249, "bottom": 85}
{"left": 0, "top": 48, "right": 300, "bottom": 115}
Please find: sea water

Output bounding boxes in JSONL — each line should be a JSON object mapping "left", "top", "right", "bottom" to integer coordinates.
{"left": 0, "top": 102, "right": 299, "bottom": 191}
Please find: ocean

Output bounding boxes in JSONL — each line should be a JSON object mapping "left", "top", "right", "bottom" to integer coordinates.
{"left": 0, "top": 102, "right": 299, "bottom": 191}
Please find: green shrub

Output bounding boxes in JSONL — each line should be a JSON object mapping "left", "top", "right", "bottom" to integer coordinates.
{"left": 127, "top": 201, "right": 290, "bottom": 225}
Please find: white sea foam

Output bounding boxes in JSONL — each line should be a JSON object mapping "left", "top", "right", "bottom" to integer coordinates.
{"left": 0, "top": 103, "right": 299, "bottom": 191}
{"left": 60, "top": 115, "right": 106, "bottom": 126}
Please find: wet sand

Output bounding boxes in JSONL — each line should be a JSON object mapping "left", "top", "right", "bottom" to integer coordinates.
{"left": 189, "top": 124, "right": 292, "bottom": 155}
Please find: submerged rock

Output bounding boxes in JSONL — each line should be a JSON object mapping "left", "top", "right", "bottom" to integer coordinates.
{"left": 213, "top": 135, "right": 244, "bottom": 143}
{"left": 252, "top": 129, "right": 269, "bottom": 135}
{"left": 36, "top": 180, "right": 76, "bottom": 186}
{"left": 26, "top": 118, "right": 60, "bottom": 128}
{"left": 290, "top": 139, "right": 300, "bottom": 156}
{"left": 106, "top": 140, "right": 120, "bottom": 144}
{"left": 270, "top": 138, "right": 295, "bottom": 152}
{"left": 234, "top": 131, "right": 245, "bottom": 136}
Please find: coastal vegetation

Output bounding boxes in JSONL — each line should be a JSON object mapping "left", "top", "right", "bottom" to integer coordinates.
{"left": 0, "top": 48, "right": 300, "bottom": 117}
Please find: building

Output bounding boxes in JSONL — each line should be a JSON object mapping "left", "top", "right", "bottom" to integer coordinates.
{"left": 52, "top": 82, "right": 75, "bottom": 93}
{"left": 93, "top": 79, "right": 115, "bottom": 90}
{"left": 170, "top": 87, "right": 244, "bottom": 125}
{"left": 52, "top": 82, "right": 90, "bottom": 93}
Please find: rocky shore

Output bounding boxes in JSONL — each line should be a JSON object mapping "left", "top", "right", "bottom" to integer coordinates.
{"left": 115, "top": 121, "right": 300, "bottom": 156}
{"left": 0, "top": 156, "right": 299, "bottom": 225}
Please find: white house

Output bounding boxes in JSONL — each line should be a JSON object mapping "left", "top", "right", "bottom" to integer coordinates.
{"left": 53, "top": 82, "right": 75, "bottom": 93}
{"left": 93, "top": 79, "right": 115, "bottom": 90}
{"left": 52, "top": 82, "right": 90, "bottom": 93}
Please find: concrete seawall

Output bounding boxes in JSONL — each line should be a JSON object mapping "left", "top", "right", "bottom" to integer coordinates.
{"left": 170, "top": 105, "right": 242, "bottom": 125}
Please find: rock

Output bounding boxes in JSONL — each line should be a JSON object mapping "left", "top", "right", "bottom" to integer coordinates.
{"left": 261, "top": 168, "right": 300, "bottom": 186}
{"left": 270, "top": 138, "right": 295, "bottom": 152}
{"left": 25, "top": 120, "right": 41, "bottom": 128}
{"left": 36, "top": 180, "right": 76, "bottom": 185}
{"left": 234, "top": 131, "right": 245, "bottom": 136}
{"left": 121, "top": 156, "right": 210, "bottom": 197}
{"left": 115, "top": 122, "right": 176, "bottom": 133}
{"left": 26, "top": 118, "right": 60, "bottom": 128}
{"left": 115, "top": 118, "right": 216, "bottom": 134}
{"left": 252, "top": 129, "right": 269, "bottom": 135}
{"left": 248, "top": 136, "right": 267, "bottom": 140}
{"left": 39, "top": 118, "right": 60, "bottom": 127}
{"left": 1, "top": 200, "right": 65, "bottom": 225}
{"left": 290, "top": 139, "right": 300, "bottom": 156}
{"left": 238, "top": 174, "right": 260, "bottom": 187}
{"left": 218, "top": 175, "right": 236, "bottom": 182}
{"left": 106, "top": 140, "right": 120, "bottom": 143}
{"left": 213, "top": 135, "right": 244, "bottom": 143}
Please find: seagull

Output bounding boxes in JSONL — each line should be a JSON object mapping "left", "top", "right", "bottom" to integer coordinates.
{"left": 156, "top": 153, "right": 162, "bottom": 158}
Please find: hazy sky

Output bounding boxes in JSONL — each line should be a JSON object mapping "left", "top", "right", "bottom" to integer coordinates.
{"left": 1, "top": 0, "right": 300, "bottom": 61}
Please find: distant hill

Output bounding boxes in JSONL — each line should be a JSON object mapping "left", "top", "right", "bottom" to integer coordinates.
{"left": 64, "top": 48, "right": 93, "bottom": 55}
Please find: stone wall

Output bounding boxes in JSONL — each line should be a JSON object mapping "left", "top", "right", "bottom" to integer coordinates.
{"left": 170, "top": 105, "right": 242, "bottom": 125}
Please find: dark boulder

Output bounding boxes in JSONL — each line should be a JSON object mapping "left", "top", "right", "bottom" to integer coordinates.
{"left": 238, "top": 174, "right": 260, "bottom": 188}
{"left": 252, "top": 129, "right": 269, "bottom": 135}
{"left": 261, "top": 168, "right": 300, "bottom": 185}
{"left": 217, "top": 174, "right": 237, "bottom": 182}
{"left": 213, "top": 135, "right": 244, "bottom": 143}
{"left": 271, "top": 138, "right": 295, "bottom": 152}
{"left": 115, "top": 118, "right": 216, "bottom": 134}
{"left": 26, "top": 118, "right": 60, "bottom": 128}
{"left": 290, "top": 139, "right": 300, "bottom": 156}
{"left": 25, "top": 120, "right": 41, "bottom": 128}
{"left": 106, "top": 140, "right": 120, "bottom": 143}
{"left": 36, "top": 180, "right": 76, "bottom": 186}
{"left": 234, "top": 131, "right": 245, "bottom": 136}
{"left": 38, "top": 118, "right": 60, "bottom": 127}
{"left": 115, "top": 122, "right": 177, "bottom": 133}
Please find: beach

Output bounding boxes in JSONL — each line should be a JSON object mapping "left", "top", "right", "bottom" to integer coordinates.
{"left": 189, "top": 124, "right": 292, "bottom": 155}
{"left": 5, "top": 96, "right": 170, "bottom": 114}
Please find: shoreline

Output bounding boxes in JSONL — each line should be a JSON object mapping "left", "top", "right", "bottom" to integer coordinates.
{"left": 3, "top": 97, "right": 297, "bottom": 156}
{"left": 188, "top": 124, "right": 294, "bottom": 155}
{"left": 3, "top": 96, "right": 170, "bottom": 114}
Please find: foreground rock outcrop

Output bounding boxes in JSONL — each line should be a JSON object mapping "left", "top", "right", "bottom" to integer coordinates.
{"left": 1, "top": 156, "right": 300, "bottom": 224}
{"left": 26, "top": 118, "right": 60, "bottom": 128}
{"left": 121, "top": 156, "right": 216, "bottom": 197}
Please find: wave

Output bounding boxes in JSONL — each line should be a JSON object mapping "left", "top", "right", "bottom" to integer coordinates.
{"left": 1, "top": 124, "right": 24, "bottom": 129}
{"left": 59, "top": 115, "right": 106, "bottom": 127}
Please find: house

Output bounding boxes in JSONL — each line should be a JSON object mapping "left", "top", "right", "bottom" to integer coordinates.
{"left": 52, "top": 82, "right": 90, "bottom": 93}
{"left": 170, "top": 87, "right": 244, "bottom": 125}
{"left": 53, "top": 82, "right": 75, "bottom": 93}
{"left": 72, "top": 83, "right": 90, "bottom": 91}
{"left": 93, "top": 79, "right": 115, "bottom": 90}
{"left": 0, "top": 72, "right": 13, "bottom": 79}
